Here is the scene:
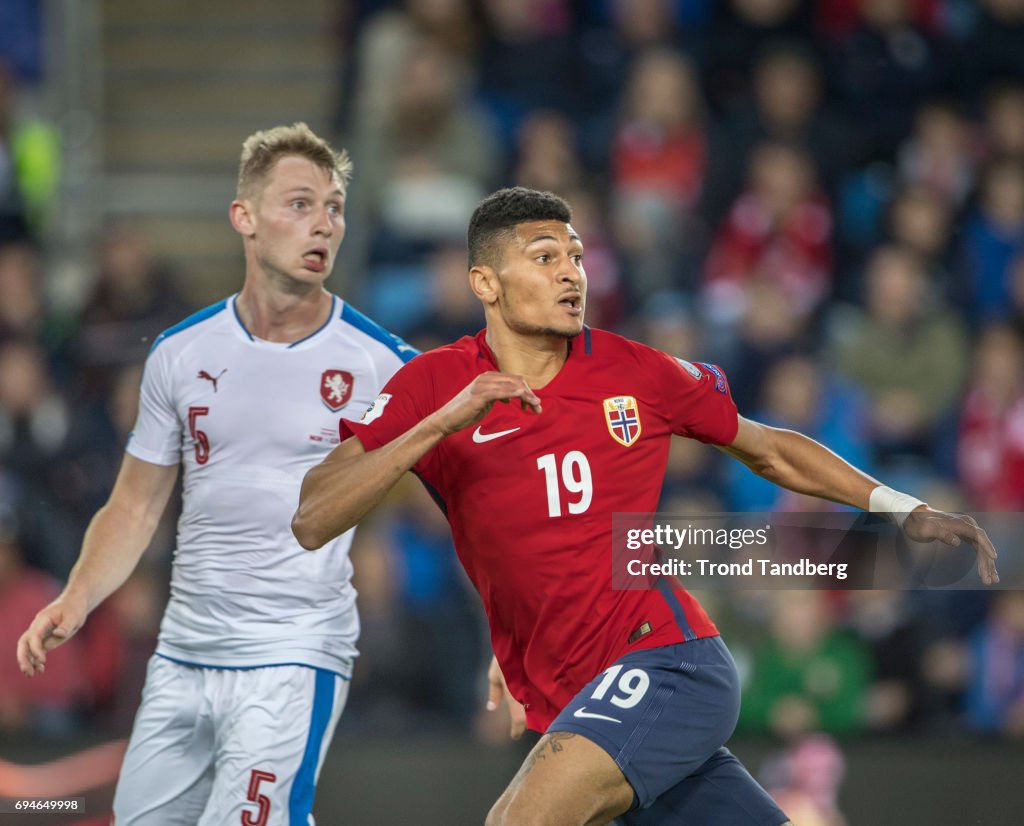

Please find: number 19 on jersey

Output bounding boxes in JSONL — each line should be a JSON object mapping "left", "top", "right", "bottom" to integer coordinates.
{"left": 536, "top": 451, "right": 593, "bottom": 517}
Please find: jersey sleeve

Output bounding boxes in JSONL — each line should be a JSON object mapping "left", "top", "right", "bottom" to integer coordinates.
{"left": 339, "top": 352, "right": 442, "bottom": 479}
{"left": 125, "top": 342, "right": 182, "bottom": 466}
{"left": 654, "top": 351, "right": 739, "bottom": 445}
{"left": 338, "top": 299, "right": 418, "bottom": 389}
{"left": 369, "top": 337, "right": 418, "bottom": 390}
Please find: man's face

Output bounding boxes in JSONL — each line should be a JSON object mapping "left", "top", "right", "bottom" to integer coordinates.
{"left": 489, "top": 220, "right": 587, "bottom": 338}
{"left": 245, "top": 155, "right": 346, "bottom": 287}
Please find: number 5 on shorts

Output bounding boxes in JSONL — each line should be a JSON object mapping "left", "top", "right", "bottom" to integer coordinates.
{"left": 592, "top": 664, "right": 651, "bottom": 709}
{"left": 241, "top": 769, "right": 277, "bottom": 826}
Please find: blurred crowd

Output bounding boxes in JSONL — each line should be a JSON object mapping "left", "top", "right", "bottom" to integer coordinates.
{"left": 2, "top": 5, "right": 1024, "bottom": 803}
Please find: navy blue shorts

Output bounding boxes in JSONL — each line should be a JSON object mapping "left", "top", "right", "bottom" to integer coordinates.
{"left": 547, "top": 636, "right": 787, "bottom": 825}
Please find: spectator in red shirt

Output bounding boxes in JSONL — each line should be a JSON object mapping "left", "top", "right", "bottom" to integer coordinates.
{"left": 957, "top": 323, "right": 1024, "bottom": 510}
{"left": 704, "top": 140, "right": 832, "bottom": 325}
{"left": 610, "top": 47, "right": 710, "bottom": 301}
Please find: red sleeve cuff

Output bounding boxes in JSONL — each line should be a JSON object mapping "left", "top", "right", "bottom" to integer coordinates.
{"left": 338, "top": 419, "right": 387, "bottom": 452}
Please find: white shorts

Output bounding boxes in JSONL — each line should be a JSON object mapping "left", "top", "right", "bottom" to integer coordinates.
{"left": 112, "top": 655, "right": 349, "bottom": 826}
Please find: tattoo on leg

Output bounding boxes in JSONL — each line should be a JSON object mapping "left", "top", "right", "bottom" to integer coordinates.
{"left": 521, "top": 732, "right": 578, "bottom": 774}
{"left": 544, "top": 732, "right": 576, "bottom": 756}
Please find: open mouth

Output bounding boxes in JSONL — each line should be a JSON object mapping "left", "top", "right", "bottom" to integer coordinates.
{"left": 559, "top": 294, "right": 583, "bottom": 314}
{"left": 303, "top": 249, "right": 328, "bottom": 269}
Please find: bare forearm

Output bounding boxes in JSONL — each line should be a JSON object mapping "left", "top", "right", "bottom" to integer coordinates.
{"left": 719, "top": 418, "right": 998, "bottom": 586}
{"left": 774, "top": 430, "right": 878, "bottom": 508}
{"left": 724, "top": 423, "right": 880, "bottom": 510}
{"left": 65, "top": 500, "right": 161, "bottom": 613}
{"left": 17, "top": 456, "right": 175, "bottom": 676}
{"left": 293, "top": 415, "right": 449, "bottom": 549}
{"left": 294, "top": 370, "right": 545, "bottom": 548}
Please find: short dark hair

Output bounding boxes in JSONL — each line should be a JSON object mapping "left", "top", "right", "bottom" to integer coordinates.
{"left": 468, "top": 187, "right": 572, "bottom": 267}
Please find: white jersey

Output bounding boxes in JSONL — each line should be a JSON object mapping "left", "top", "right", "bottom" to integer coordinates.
{"left": 126, "top": 293, "right": 414, "bottom": 676}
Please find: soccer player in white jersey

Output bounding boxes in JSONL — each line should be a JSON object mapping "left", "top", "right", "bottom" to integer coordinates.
{"left": 15, "top": 123, "right": 415, "bottom": 824}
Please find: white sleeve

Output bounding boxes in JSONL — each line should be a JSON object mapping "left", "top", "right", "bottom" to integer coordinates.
{"left": 372, "top": 343, "right": 413, "bottom": 387}
{"left": 125, "top": 343, "right": 182, "bottom": 466}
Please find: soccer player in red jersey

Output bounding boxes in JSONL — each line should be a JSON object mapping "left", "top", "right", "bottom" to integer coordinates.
{"left": 292, "top": 188, "right": 998, "bottom": 825}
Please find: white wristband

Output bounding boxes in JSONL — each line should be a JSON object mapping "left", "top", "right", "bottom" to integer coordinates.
{"left": 869, "top": 485, "right": 926, "bottom": 528}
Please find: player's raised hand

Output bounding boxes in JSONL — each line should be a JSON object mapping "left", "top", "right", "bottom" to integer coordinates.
{"left": 902, "top": 508, "right": 1000, "bottom": 586}
{"left": 16, "top": 592, "right": 87, "bottom": 677}
{"left": 432, "top": 371, "right": 542, "bottom": 436}
{"left": 486, "top": 655, "right": 526, "bottom": 739}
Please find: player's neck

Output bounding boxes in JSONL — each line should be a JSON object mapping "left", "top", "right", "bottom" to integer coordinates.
{"left": 485, "top": 326, "right": 569, "bottom": 388}
{"left": 235, "top": 282, "right": 333, "bottom": 343}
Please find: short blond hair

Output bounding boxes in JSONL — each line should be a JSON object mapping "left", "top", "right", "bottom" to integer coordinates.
{"left": 237, "top": 122, "right": 353, "bottom": 199}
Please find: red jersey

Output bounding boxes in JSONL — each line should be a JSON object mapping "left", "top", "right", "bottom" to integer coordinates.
{"left": 341, "top": 328, "right": 739, "bottom": 730}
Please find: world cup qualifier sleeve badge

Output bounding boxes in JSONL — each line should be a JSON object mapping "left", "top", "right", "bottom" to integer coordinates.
{"left": 603, "top": 396, "right": 642, "bottom": 446}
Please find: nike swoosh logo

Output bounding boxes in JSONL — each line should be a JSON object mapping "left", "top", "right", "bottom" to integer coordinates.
{"left": 573, "top": 707, "right": 622, "bottom": 724}
{"left": 471, "top": 426, "right": 521, "bottom": 443}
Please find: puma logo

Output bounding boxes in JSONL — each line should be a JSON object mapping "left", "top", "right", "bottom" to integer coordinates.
{"left": 197, "top": 369, "right": 227, "bottom": 392}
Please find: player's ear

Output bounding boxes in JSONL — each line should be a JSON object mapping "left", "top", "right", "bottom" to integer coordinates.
{"left": 229, "top": 199, "right": 256, "bottom": 238}
{"left": 470, "top": 265, "right": 499, "bottom": 306}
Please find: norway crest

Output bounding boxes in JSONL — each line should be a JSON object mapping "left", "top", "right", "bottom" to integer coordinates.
{"left": 321, "top": 369, "right": 354, "bottom": 412}
{"left": 603, "top": 396, "right": 641, "bottom": 446}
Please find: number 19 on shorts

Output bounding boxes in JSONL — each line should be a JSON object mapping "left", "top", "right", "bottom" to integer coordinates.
{"left": 537, "top": 451, "right": 593, "bottom": 517}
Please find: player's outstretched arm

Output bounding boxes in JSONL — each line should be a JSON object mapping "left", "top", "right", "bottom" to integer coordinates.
{"left": 16, "top": 455, "right": 179, "bottom": 676}
{"left": 719, "top": 416, "right": 999, "bottom": 585}
{"left": 292, "top": 371, "right": 542, "bottom": 550}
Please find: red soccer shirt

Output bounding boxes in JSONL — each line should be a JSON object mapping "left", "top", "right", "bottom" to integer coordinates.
{"left": 341, "top": 328, "right": 739, "bottom": 730}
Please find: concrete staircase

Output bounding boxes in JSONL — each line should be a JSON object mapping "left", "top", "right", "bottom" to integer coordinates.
{"left": 99, "top": 0, "right": 341, "bottom": 304}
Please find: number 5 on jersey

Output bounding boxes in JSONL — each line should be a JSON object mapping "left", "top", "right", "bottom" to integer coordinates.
{"left": 189, "top": 406, "right": 210, "bottom": 465}
{"left": 537, "top": 451, "right": 592, "bottom": 517}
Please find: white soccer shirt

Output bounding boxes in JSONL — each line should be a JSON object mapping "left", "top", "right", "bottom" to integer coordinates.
{"left": 126, "top": 294, "right": 414, "bottom": 676}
